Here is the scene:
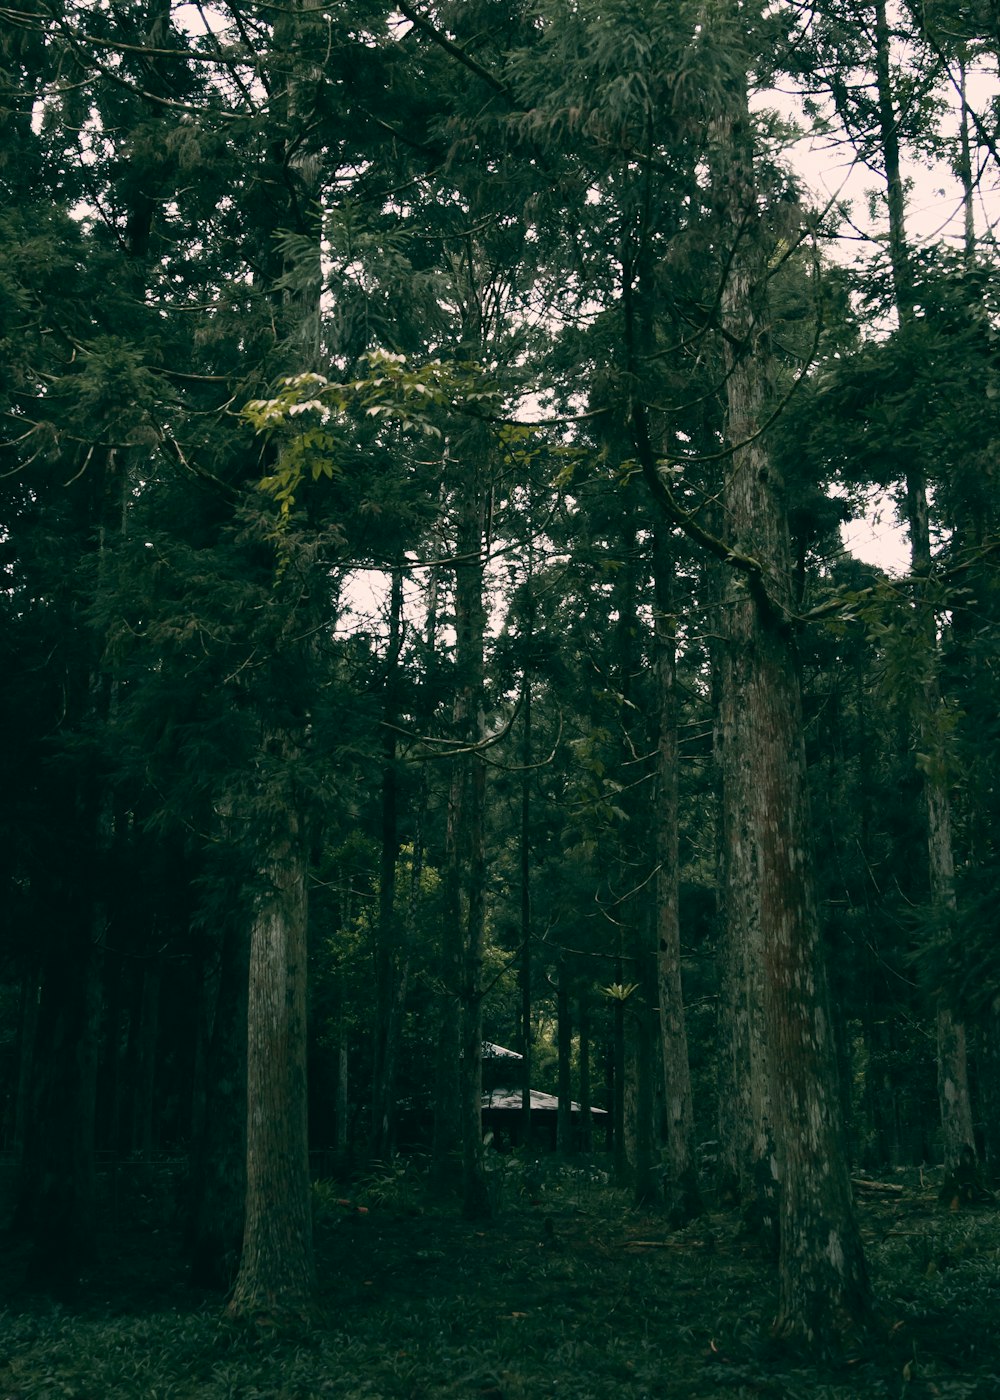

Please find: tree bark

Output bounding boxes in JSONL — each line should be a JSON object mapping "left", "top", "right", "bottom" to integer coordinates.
{"left": 371, "top": 566, "right": 408, "bottom": 1163}
{"left": 578, "top": 993, "right": 593, "bottom": 1154}
{"left": 652, "top": 521, "right": 701, "bottom": 1223}
{"left": 556, "top": 961, "right": 574, "bottom": 1155}
{"left": 711, "top": 70, "right": 871, "bottom": 1344}
{"left": 333, "top": 961, "right": 349, "bottom": 1157}
{"left": 872, "top": 0, "right": 976, "bottom": 1172}
{"left": 228, "top": 807, "right": 314, "bottom": 1319}
{"left": 437, "top": 434, "right": 491, "bottom": 1218}
{"left": 520, "top": 672, "right": 534, "bottom": 1149}
{"left": 612, "top": 958, "right": 627, "bottom": 1183}
{"left": 715, "top": 562, "right": 778, "bottom": 1243}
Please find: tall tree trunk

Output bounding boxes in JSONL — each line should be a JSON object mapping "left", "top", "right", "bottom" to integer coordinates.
{"left": 711, "top": 68, "right": 871, "bottom": 1344}
{"left": 652, "top": 520, "right": 701, "bottom": 1223}
{"left": 578, "top": 993, "right": 593, "bottom": 1154}
{"left": 433, "top": 870, "right": 462, "bottom": 1177}
{"left": 459, "top": 735, "right": 490, "bottom": 1218}
{"left": 872, "top": 0, "right": 975, "bottom": 1172}
{"left": 333, "top": 961, "right": 349, "bottom": 1158}
{"left": 371, "top": 566, "right": 407, "bottom": 1163}
{"left": 229, "top": 806, "right": 314, "bottom": 1319}
{"left": 625, "top": 971, "right": 658, "bottom": 1203}
{"left": 437, "top": 434, "right": 491, "bottom": 1218}
{"left": 519, "top": 671, "right": 534, "bottom": 1149}
{"left": 227, "top": 0, "right": 330, "bottom": 1315}
{"left": 715, "top": 566, "right": 778, "bottom": 1244}
{"left": 612, "top": 952, "right": 627, "bottom": 1183}
{"left": 556, "top": 960, "right": 574, "bottom": 1154}
{"left": 450, "top": 467, "right": 487, "bottom": 1215}
{"left": 978, "top": 1013, "right": 1000, "bottom": 1182}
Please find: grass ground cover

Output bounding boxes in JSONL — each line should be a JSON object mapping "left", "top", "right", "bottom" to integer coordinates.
{"left": 2, "top": 1158, "right": 999, "bottom": 1398}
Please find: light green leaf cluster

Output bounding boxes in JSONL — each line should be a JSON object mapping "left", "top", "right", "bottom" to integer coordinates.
{"left": 601, "top": 981, "right": 640, "bottom": 1002}
{"left": 245, "top": 353, "right": 502, "bottom": 519}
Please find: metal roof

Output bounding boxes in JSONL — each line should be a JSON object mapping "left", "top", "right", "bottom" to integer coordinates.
{"left": 482, "top": 1087, "right": 608, "bottom": 1115}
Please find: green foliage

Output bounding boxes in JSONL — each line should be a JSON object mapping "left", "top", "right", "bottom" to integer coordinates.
{"left": 5, "top": 1181, "right": 1000, "bottom": 1397}
{"left": 245, "top": 354, "right": 504, "bottom": 519}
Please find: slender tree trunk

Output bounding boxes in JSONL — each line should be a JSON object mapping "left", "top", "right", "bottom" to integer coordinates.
{"left": 715, "top": 574, "right": 778, "bottom": 1243}
{"left": 578, "top": 993, "right": 593, "bottom": 1154}
{"left": 711, "top": 67, "right": 870, "bottom": 1344}
{"left": 556, "top": 960, "right": 574, "bottom": 1154}
{"left": 333, "top": 961, "right": 349, "bottom": 1157}
{"left": 652, "top": 521, "right": 701, "bottom": 1223}
{"left": 520, "top": 672, "right": 534, "bottom": 1149}
{"left": 229, "top": 806, "right": 314, "bottom": 1319}
{"left": 625, "top": 973, "right": 658, "bottom": 1204}
{"left": 439, "top": 436, "right": 491, "bottom": 1218}
{"left": 622, "top": 985, "right": 639, "bottom": 1186}
{"left": 612, "top": 953, "right": 627, "bottom": 1183}
{"left": 872, "top": 0, "right": 976, "bottom": 1172}
{"left": 459, "top": 736, "right": 490, "bottom": 1217}
{"left": 371, "top": 566, "right": 408, "bottom": 1163}
{"left": 978, "top": 1012, "right": 1000, "bottom": 1182}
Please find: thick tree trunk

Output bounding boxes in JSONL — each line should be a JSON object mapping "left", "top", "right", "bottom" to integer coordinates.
{"left": 229, "top": 809, "right": 314, "bottom": 1319}
{"left": 652, "top": 522, "right": 701, "bottom": 1223}
{"left": 711, "top": 72, "right": 870, "bottom": 1344}
{"left": 715, "top": 573, "right": 778, "bottom": 1244}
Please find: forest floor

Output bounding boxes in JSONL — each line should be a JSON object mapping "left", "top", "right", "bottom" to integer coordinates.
{"left": 1, "top": 1156, "right": 999, "bottom": 1399}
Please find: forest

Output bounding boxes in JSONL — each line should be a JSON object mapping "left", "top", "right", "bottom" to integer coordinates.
{"left": 2, "top": 0, "right": 1000, "bottom": 1395}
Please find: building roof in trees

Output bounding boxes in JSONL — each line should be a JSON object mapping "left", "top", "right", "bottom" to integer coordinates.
{"left": 482, "top": 1087, "right": 608, "bottom": 1116}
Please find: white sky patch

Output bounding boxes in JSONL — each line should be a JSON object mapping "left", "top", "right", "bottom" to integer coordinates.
{"left": 174, "top": 4, "right": 226, "bottom": 36}
{"left": 839, "top": 495, "right": 911, "bottom": 575}
{"left": 756, "top": 55, "right": 1000, "bottom": 261}
{"left": 754, "top": 46, "right": 1000, "bottom": 575}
